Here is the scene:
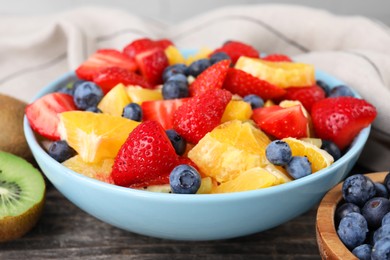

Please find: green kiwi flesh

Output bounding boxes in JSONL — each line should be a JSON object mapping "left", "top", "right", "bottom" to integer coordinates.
{"left": 0, "top": 151, "right": 45, "bottom": 242}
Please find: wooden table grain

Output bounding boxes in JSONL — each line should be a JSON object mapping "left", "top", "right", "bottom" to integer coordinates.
{"left": 0, "top": 180, "right": 322, "bottom": 260}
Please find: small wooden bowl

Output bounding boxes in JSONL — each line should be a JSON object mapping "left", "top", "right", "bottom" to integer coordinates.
{"left": 316, "top": 172, "right": 388, "bottom": 259}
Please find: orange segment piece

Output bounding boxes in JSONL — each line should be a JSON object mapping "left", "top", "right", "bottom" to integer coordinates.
{"left": 58, "top": 111, "right": 140, "bottom": 163}
{"left": 164, "top": 45, "right": 186, "bottom": 65}
{"left": 221, "top": 100, "right": 253, "bottom": 123}
{"left": 283, "top": 137, "right": 334, "bottom": 173}
{"left": 97, "top": 83, "right": 131, "bottom": 116}
{"left": 235, "top": 57, "right": 315, "bottom": 88}
{"left": 126, "top": 86, "right": 162, "bottom": 105}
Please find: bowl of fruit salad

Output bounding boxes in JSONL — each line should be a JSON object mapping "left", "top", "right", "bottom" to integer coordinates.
{"left": 317, "top": 172, "right": 390, "bottom": 259}
{"left": 24, "top": 38, "right": 376, "bottom": 240}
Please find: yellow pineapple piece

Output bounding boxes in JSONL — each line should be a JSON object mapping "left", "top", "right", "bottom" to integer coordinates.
{"left": 235, "top": 57, "right": 315, "bottom": 88}
{"left": 165, "top": 45, "right": 186, "bottom": 65}
{"left": 126, "top": 86, "right": 163, "bottom": 104}
{"left": 185, "top": 47, "right": 212, "bottom": 65}
{"left": 98, "top": 83, "right": 131, "bottom": 116}
{"left": 221, "top": 100, "right": 253, "bottom": 123}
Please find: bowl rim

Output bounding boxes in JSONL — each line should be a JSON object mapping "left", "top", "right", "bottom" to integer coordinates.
{"left": 23, "top": 66, "right": 371, "bottom": 203}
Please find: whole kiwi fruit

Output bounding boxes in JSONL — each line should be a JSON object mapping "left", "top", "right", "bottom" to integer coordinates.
{"left": 0, "top": 94, "right": 33, "bottom": 160}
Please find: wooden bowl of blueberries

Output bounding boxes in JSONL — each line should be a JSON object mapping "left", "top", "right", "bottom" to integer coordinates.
{"left": 316, "top": 171, "right": 390, "bottom": 259}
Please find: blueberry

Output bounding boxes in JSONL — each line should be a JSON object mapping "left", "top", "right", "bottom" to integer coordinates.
{"left": 166, "top": 129, "right": 187, "bottom": 156}
{"left": 362, "top": 197, "right": 390, "bottom": 229}
{"left": 374, "top": 224, "right": 390, "bottom": 244}
{"left": 58, "top": 80, "right": 85, "bottom": 96}
{"left": 335, "top": 202, "right": 360, "bottom": 224}
{"left": 321, "top": 140, "right": 341, "bottom": 161}
{"left": 342, "top": 174, "right": 376, "bottom": 207}
{"left": 166, "top": 73, "right": 188, "bottom": 84}
{"left": 384, "top": 172, "right": 390, "bottom": 193}
{"left": 186, "top": 59, "right": 211, "bottom": 77}
{"left": 337, "top": 212, "right": 368, "bottom": 250}
{"left": 265, "top": 140, "right": 292, "bottom": 166}
{"left": 375, "top": 182, "right": 389, "bottom": 198}
{"left": 243, "top": 94, "right": 264, "bottom": 109}
{"left": 328, "top": 85, "right": 355, "bottom": 98}
{"left": 316, "top": 80, "right": 331, "bottom": 96}
{"left": 352, "top": 244, "right": 372, "bottom": 260}
{"left": 285, "top": 156, "right": 312, "bottom": 179}
{"left": 162, "top": 80, "right": 189, "bottom": 99}
{"left": 73, "top": 81, "right": 104, "bottom": 110}
{"left": 85, "top": 106, "right": 102, "bottom": 113}
{"left": 372, "top": 237, "right": 390, "bottom": 260}
{"left": 169, "top": 165, "right": 201, "bottom": 194}
{"left": 122, "top": 103, "right": 142, "bottom": 122}
{"left": 162, "top": 64, "right": 188, "bottom": 82}
{"left": 383, "top": 212, "right": 390, "bottom": 226}
{"left": 48, "top": 140, "right": 77, "bottom": 163}
{"left": 209, "top": 52, "right": 231, "bottom": 65}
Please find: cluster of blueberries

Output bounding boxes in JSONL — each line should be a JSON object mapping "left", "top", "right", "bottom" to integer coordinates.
{"left": 265, "top": 139, "right": 341, "bottom": 179}
{"left": 337, "top": 173, "right": 390, "bottom": 259}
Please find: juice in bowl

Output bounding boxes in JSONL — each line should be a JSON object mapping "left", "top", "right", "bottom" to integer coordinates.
{"left": 24, "top": 38, "right": 376, "bottom": 240}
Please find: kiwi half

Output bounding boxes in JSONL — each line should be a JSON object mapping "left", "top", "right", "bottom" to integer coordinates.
{"left": 0, "top": 151, "right": 45, "bottom": 242}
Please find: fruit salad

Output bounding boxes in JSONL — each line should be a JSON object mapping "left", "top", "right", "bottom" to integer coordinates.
{"left": 25, "top": 38, "right": 377, "bottom": 194}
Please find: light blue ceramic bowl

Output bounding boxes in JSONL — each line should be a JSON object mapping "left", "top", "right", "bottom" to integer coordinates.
{"left": 24, "top": 63, "right": 370, "bottom": 241}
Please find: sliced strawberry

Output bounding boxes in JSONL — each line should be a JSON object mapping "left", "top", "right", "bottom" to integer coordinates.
{"left": 223, "top": 68, "right": 286, "bottom": 100}
{"left": 311, "top": 97, "right": 377, "bottom": 150}
{"left": 111, "top": 121, "right": 179, "bottom": 187}
{"left": 135, "top": 48, "right": 169, "bottom": 86}
{"left": 141, "top": 99, "right": 188, "bottom": 129}
{"left": 189, "top": 60, "right": 230, "bottom": 97}
{"left": 252, "top": 105, "right": 309, "bottom": 139}
{"left": 123, "top": 38, "right": 156, "bottom": 59}
{"left": 25, "top": 93, "right": 76, "bottom": 140}
{"left": 75, "top": 49, "right": 137, "bottom": 81}
{"left": 93, "top": 67, "right": 152, "bottom": 93}
{"left": 280, "top": 85, "right": 326, "bottom": 112}
{"left": 262, "top": 54, "right": 292, "bottom": 62}
{"left": 173, "top": 89, "right": 232, "bottom": 144}
{"left": 155, "top": 39, "right": 174, "bottom": 49}
{"left": 211, "top": 41, "right": 259, "bottom": 64}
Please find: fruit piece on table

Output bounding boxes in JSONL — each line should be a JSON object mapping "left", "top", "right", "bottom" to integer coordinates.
{"left": 223, "top": 68, "right": 286, "bottom": 100}
{"left": 141, "top": 98, "right": 187, "bottom": 130}
{"left": 111, "top": 121, "right": 179, "bottom": 187}
{"left": 221, "top": 100, "right": 253, "bottom": 123}
{"left": 173, "top": 88, "right": 232, "bottom": 144}
{"left": 135, "top": 47, "right": 169, "bottom": 86}
{"left": 126, "top": 86, "right": 162, "bottom": 104}
{"left": 164, "top": 45, "right": 186, "bottom": 65}
{"left": 62, "top": 155, "right": 114, "bottom": 183}
{"left": 97, "top": 84, "right": 131, "bottom": 116}
{"left": 311, "top": 97, "right": 377, "bottom": 150}
{"left": 0, "top": 94, "right": 33, "bottom": 160}
{"left": 211, "top": 40, "right": 259, "bottom": 64}
{"left": 0, "top": 151, "right": 45, "bottom": 242}
{"left": 93, "top": 67, "right": 152, "bottom": 93}
{"left": 189, "top": 60, "right": 230, "bottom": 97}
{"left": 212, "top": 167, "right": 278, "bottom": 193}
{"left": 25, "top": 93, "right": 76, "bottom": 140}
{"left": 188, "top": 120, "right": 272, "bottom": 183}
{"left": 76, "top": 49, "right": 137, "bottom": 81}
{"left": 235, "top": 56, "right": 315, "bottom": 88}
{"left": 58, "top": 111, "right": 139, "bottom": 163}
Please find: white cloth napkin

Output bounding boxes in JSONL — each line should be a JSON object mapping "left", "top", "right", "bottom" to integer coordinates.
{"left": 1, "top": 4, "right": 390, "bottom": 171}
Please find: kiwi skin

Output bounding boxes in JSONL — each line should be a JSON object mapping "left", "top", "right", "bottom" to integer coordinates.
{"left": 0, "top": 94, "right": 33, "bottom": 161}
{"left": 0, "top": 197, "right": 45, "bottom": 243}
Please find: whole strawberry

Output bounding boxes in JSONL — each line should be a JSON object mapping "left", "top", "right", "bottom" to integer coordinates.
{"left": 173, "top": 89, "right": 232, "bottom": 144}
{"left": 111, "top": 121, "right": 179, "bottom": 187}
{"left": 311, "top": 97, "right": 377, "bottom": 150}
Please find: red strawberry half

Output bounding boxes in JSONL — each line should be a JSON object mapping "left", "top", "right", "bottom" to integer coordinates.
{"left": 93, "top": 67, "right": 152, "bottom": 93}
{"left": 141, "top": 98, "right": 188, "bottom": 130}
{"left": 223, "top": 68, "right": 286, "bottom": 100}
{"left": 252, "top": 105, "right": 309, "bottom": 139}
{"left": 123, "top": 38, "right": 157, "bottom": 59}
{"left": 280, "top": 85, "right": 326, "bottom": 112}
{"left": 311, "top": 97, "right": 377, "bottom": 150}
{"left": 173, "top": 89, "right": 232, "bottom": 144}
{"left": 189, "top": 60, "right": 230, "bottom": 97}
{"left": 262, "top": 54, "right": 292, "bottom": 62}
{"left": 111, "top": 121, "right": 179, "bottom": 188}
{"left": 211, "top": 41, "right": 259, "bottom": 64}
{"left": 135, "top": 48, "right": 169, "bottom": 86}
{"left": 75, "top": 49, "right": 137, "bottom": 81}
{"left": 155, "top": 39, "right": 174, "bottom": 49}
{"left": 25, "top": 93, "right": 76, "bottom": 140}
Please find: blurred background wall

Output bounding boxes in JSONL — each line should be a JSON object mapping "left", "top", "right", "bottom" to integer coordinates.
{"left": 1, "top": 0, "right": 389, "bottom": 26}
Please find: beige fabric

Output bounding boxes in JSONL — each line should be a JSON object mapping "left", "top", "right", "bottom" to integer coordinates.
{"left": 1, "top": 4, "right": 389, "bottom": 170}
